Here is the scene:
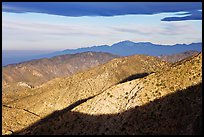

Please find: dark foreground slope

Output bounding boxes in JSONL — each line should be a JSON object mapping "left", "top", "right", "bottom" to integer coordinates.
{"left": 14, "top": 83, "right": 202, "bottom": 135}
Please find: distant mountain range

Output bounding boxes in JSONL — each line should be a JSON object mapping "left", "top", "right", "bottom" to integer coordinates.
{"left": 2, "top": 41, "right": 202, "bottom": 66}
{"left": 39, "top": 41, "right": 202, "bottom": 58}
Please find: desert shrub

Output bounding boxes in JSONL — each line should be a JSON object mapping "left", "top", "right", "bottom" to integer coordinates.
{"left": 170, "top": 87, "right": 174, "bottom": 91}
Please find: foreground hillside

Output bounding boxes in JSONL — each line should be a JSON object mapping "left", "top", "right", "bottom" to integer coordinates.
{"left": 2, "top": 54, "right": 170, "bottom": 135}
{"left": 12, "top": 53, "right": 202, "bottom": 135}
{"left": 2, "top": 52, "right": 119, "bottom": 88}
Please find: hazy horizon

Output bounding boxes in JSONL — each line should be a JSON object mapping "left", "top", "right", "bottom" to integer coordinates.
{"left": 2, "top": 41, "right": 202, "bottom": 66}
{"left": 2, "top": 40, "right": 202, "bottom": 51}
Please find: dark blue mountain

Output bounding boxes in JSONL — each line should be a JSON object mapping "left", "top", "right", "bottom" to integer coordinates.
{"left": 39, "top": 41, "right": 202, "bottom": 58}
{"left": 2, "top": 41, "right": 202, "bottom": 66}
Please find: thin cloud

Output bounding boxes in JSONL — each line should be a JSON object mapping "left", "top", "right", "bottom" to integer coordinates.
{"left": 2, "top": 19, "right": 112, "bottom": 37}
{"left": 162, "top": 10, "right": 202, "bottom": 21}
{"left": 113, "top": 22, "right": 199, "bottom": 36}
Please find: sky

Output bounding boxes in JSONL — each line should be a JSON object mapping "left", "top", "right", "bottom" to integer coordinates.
{"left": 2, "top": 2, "right": 202, "bottom": 50}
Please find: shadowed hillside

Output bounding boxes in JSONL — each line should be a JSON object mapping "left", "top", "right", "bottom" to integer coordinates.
{"left": 118, "top": 72, "right": 154, "bottom": 84}
{"left": 157, "top": 50, "right": 199, "bottom": 63}
{"left": 13, "top": 83, "right": 202, "bottom": 135}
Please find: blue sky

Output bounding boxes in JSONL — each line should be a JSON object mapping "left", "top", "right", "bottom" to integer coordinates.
{"left": 2, "top": 2, "right": 202, "bottom": 50}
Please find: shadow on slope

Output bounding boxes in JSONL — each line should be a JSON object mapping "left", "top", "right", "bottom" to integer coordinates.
{"left": 119, "top": 72, "right": 154, "bottom": 84}
{"left": 13, "top": 83, "right": 202, "bottom": 135}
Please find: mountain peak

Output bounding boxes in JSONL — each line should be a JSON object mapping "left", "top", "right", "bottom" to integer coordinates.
{"left": 111, "top": 40, "right": 135, "bottom": 46}
{"left": 136, "top": 41, "right": 153, "bottom": 45}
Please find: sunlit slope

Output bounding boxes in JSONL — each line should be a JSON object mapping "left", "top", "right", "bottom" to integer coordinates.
{"left": 2, "top": 52, "right": 119, "bottom": 88}
{"left": 13, "top": 53, "right": 202, "bottom": 135}
{"left": 2, "top": 54, "right": 170, "bottom": 134}
{"left": 74, "top": 53, "right": 202, "bottom": 114}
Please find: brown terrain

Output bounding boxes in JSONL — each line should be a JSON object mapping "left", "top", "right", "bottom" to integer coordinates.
{"left": 157, "top": 50, "right": 199, "bottom": 63}
{"left": 2, "top": 52, "right": 202, "bottom": 135}
{"left": 2, "top": 51, "right": 119, "bottom": 88}
{"left": 2, "top": 52, "right": 119, "bottom": 103}
{"left": 2, "top": 53, "right": 170, "bottom": 135}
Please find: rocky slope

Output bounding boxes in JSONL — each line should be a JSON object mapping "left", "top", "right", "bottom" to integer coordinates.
{"left": 157, "top": 50, "right": 199, "bottom": 63}
{"left": 12, "top": 53, "right": 202, "bottom": 135}
{"left": 2, "top": 51, "right": 119, "bottom": 88}
{"left": 2, "top": 54, "right": 170, "bottom": 135}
